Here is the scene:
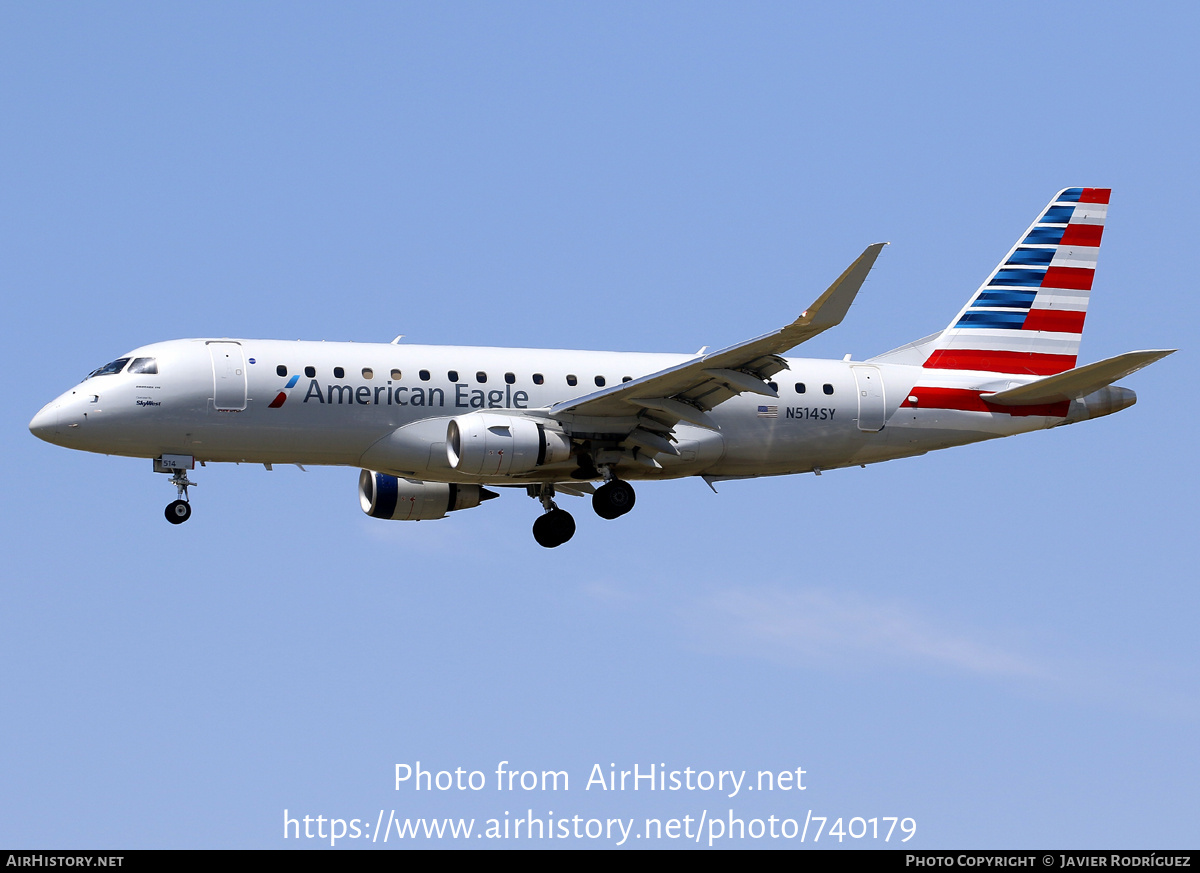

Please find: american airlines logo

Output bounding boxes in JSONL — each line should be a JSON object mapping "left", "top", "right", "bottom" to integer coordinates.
{"left": 268, "top": 375, "right": 300, "bottom": 408}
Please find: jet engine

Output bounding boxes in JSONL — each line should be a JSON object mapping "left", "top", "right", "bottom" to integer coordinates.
{"left": 445, "top": 413, "right": 572, "bottom": 476}
{"left": 358, "top": 470, "right": 497, "bottom": 521}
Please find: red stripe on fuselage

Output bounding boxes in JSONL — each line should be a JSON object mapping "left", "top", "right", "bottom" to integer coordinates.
{"left": 901, "top": 387, "right": 1069, "bottom": 418}
{"left": 1022, "top": 309, "right": 1086, "bottom": 333}
{"left": 268, "top": 392, "right": 288, "bottom": 408}
{"left": 923, "top": 349, "right": 1076, "bottom": 375}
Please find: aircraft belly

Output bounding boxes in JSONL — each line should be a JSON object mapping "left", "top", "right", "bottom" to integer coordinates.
{"left": 888, "top": 407, "right": 1052, "bottom": 438}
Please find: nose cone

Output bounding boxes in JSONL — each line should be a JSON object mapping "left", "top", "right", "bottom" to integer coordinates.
{"left": 29, "top": 403, "right": 59, "bottom": 442}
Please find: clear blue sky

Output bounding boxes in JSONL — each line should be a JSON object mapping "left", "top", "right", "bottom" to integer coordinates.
{"left": 3, "top": 1, "right": 1196, "bottom": 848}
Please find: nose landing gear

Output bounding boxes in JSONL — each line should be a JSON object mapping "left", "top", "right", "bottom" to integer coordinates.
{"left": 164, "top": 469, "right": 195, "bottom": 525}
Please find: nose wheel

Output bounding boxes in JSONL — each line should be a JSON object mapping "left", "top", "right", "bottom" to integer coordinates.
{"left": 165, "top": 500, "right": 192, "bottom": 524}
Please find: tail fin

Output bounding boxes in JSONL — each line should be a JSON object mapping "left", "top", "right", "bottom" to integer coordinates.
{"left": 923, "top": 187, "right": 1110, "bottom": 375}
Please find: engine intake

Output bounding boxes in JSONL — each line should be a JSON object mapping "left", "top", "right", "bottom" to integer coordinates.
{"left": 445, "top": 413, "right": 572, "bottom": 476}
{"left": 358, "top": 470, "right": 496, "bottom": 520}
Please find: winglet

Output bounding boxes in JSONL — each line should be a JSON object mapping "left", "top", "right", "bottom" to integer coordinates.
{"left": 792, "top": 242, "right": 888, "bottom": 335}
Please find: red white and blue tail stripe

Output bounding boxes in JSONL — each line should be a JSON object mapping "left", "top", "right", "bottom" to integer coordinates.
{"left": 923, "top": 187, "right": 1109, "bottom": 375}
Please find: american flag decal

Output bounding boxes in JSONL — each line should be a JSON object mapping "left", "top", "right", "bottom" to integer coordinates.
{"left": 757, "top": 405, "right": 778, "bottom": 418}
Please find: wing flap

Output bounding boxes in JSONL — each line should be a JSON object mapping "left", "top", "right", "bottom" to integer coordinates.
{"left": 629, "top": 397, "right": 719, "bottom": 430}
{"left": 704, "top": 368, "right": 780, "bottom": 397}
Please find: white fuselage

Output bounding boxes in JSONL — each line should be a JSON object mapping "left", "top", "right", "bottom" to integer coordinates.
{"left": 30, "top": 337, "right": 1100, "bottom": 485}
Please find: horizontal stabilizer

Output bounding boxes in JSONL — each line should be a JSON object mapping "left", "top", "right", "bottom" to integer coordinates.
{"left": 984, "top": 349, "right": 1175, "bottom": 405}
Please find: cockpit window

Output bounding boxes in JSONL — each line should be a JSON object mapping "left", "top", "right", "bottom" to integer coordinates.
{"left": 86, "top": 358, "right": 130, "bottom": 379}
{"left": 128, "top": 357, "right": 158, "bottom": 375}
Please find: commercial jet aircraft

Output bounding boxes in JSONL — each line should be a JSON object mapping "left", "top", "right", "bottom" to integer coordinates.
{"left": 29, "top": 188, "right": 1173, "bottom": 546}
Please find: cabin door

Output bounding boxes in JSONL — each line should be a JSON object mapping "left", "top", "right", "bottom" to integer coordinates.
{"left": 208, "top": 342, "right": 248, "bottom": 411}
{"left": 852, "top": 365, "right": 886, "bottom": 432}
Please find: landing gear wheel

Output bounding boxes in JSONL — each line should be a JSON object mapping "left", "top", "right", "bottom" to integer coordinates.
{"left": 592, "top": 479, "right": 636, "bottom": 520}
{"left": 532, "top": 508, "right": 576, "bottom": 548}
{"left": 165, "top": 500, "right": 192, "bottom": 524}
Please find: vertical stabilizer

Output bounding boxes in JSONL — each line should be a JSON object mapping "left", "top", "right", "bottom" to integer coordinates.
{"left": 923, "top": 187, "right": 1109, "bottom": 375}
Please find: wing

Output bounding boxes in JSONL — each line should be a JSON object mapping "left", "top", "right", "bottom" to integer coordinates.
{"left": 549, "top": 243, "right": 888, "bottom": 436}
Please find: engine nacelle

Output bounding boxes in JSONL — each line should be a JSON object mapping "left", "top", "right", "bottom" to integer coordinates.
{"left": 358, "top": 470, "right": 495, "bottom": 521}
{"left": 445, "top": 413, "right": 572, "bottom": 476}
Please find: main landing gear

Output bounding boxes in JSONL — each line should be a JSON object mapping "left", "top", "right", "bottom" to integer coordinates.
{"left": 164, "top": 469, "right": 195, "bottom": 525}
{"left": 530, "top": 484, "right": 575, "bottom": 548}
{"left": 533, "top": 508, "right": 576, "bottom": 548}
{"left": 592, "top": 479, "right": 636, "bottom": 520}
{"left": 528, "top": 476, "right": 638, "bottom": 548}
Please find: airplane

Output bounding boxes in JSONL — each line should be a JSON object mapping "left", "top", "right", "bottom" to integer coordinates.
{"left": 29, "top": 187, "right": 1174, "bottom": 547}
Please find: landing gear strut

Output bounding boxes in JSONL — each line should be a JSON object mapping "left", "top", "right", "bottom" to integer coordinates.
{"left": 529, "top": 484, "right": 575, "bottom": 548}
{"left": 164, "top": 469, "right": 195, "bottom": 525}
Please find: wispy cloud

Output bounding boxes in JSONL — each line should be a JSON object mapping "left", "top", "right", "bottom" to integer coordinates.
{"left": 683, "top": 585, "right": 1200, "bottom": 719}
{"left": 690, "top": 586, "right": 1046, "bottom": 677}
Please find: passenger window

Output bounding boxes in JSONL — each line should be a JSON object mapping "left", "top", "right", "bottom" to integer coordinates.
{"left": 795, "top": 382, "right": 806, "bottom": 394}
{"left": 622, "top": 376, "right": 632, "bottom": 383}
{"left": 768, "top": 381, "right": 778, "bottom": 392}
{"left": 334, "top": 367, "right": 345, "bottom": 379}
{"left": 391, "top": 369, "right": 402, "bottom": 380}
{"left": 277, "top": 365, "right": 288, "bottom": 377}
{"left": 305, "top": 366, "right": 316, "bottom": 378}
{"left": 476, "top": 371, "right": 487, "bottom": 383}
{"left": 823, "top": 383, "right": 834, "bottom": 395}
{"left": 504, "top": 372, "right": 515, "bottom": 384}
{"left": 566, "top": 375, "right": 578, "bottom": 387}
{"left": 419, "top": 370, "right": 430, "bottom": 381}
{"left": 448, "top": 370, "right": 459, "bottom": 382}
{"left": 595, "top": 376, "right": 606, "bottom": 387}
{"left": 128, "top": 358, "right": 158, "bottom": 375}
{"left": 533, "top": 373, "right": 545, "bottom": 385}
{"left": 362, "top": 368, "right": 374, "bottom": 379}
